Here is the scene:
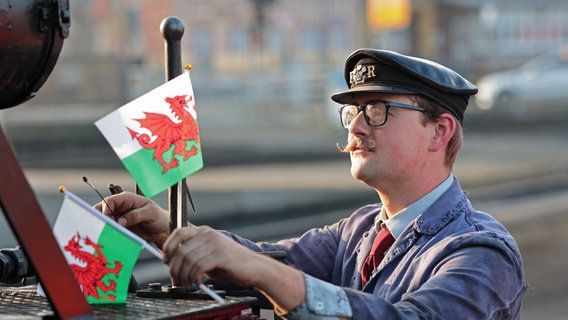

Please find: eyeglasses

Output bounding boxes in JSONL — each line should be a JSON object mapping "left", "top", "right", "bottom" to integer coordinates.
{"left": 338, "top": 100, "right": 426, "bottom": 129}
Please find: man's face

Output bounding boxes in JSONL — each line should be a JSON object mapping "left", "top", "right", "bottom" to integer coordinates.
{"left": 346, "top": 93, "right": 433, "bottom": 188}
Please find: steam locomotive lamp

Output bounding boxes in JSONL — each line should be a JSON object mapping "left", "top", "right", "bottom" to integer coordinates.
{"left": 0, "top": 1, "right": 256, "bottom": 318}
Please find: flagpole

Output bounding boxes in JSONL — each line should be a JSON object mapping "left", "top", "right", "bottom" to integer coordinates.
{"left": 161, "top": 16, "right": 188, "bottom": 230}
{"left": 157, "top": 17, "right": 227, "bottom": 305}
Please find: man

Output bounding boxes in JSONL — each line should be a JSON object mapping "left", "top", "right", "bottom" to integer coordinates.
{"left": 96, "top": 49, "right": 526, "bottom": 319}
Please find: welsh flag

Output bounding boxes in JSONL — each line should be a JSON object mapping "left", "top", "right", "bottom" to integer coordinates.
{"left": 95, "top": 72, "right": 203, "bottom": 198}
{"left": 45, "top": 189, "right": 145, "bottom": 304}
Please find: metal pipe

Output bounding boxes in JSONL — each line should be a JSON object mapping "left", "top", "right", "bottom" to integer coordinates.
{"left": 160, "top": 17, "right": 188, "bottom": 231}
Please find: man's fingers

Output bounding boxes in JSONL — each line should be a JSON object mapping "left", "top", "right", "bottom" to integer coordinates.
{"left": 163, "top": 227, "right": 189, "bottom": 260}
{"left": 165, "top": 226, "right": 227, "bottom": 287}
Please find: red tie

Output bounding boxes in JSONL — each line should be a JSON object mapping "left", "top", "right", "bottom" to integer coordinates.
{"left": 361, "top": 227, "right": 395, "bottom": 287}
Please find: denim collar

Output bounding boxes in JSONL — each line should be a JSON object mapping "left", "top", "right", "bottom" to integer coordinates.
{"left": 377, "top": 174, "right": 454, "bottom": 239}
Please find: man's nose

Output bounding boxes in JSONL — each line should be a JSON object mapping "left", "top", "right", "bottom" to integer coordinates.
{"left": 348, "top": 111, "right": 370, "bottom": 136}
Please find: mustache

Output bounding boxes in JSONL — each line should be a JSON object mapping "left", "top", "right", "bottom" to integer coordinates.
{"left": 337, "top": 137, "right": 376, "bottom": 153}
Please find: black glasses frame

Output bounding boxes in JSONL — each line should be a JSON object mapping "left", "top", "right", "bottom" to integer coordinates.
{"left": 338, "top": 100, "right": 426, "bottom": 129}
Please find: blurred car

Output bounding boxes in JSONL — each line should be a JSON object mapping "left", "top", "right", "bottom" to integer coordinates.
{"left": 475, "top": 48, "right": 568, "bottom": 120}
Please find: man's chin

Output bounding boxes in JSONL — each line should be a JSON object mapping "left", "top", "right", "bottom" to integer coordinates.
{"left": 350, "top": 160, "right": 382, "bottom": 184}
{"left": 350, "top": 165, "right": 368, "bottom": 182}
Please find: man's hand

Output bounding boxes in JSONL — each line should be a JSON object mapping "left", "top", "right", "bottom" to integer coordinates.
{"left": 96, "top": 194, "right": 307, "bottom": 314}
{"left": 162, "top": 225, "right": 266, "bottom": 288}
{"left": 94, "top": 191, "right": 170, "bottom": 249}
{"left": 162, "top": 225, "right": 306, "bottom": 313}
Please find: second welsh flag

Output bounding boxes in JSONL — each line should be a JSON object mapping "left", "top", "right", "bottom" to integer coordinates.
{"left": 95, "top": 72, "right": 203, "bottom": 198}
{"left": 51, "top": 189, "right": 142, "bottom": 304}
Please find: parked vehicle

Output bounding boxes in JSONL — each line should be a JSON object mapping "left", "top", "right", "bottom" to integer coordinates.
{"left": 475, "top": 48, "right": 568, "bottom": 120}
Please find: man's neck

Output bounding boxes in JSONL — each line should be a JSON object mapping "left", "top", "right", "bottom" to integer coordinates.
{"left": 376, "top": 171, "right": 451, "bottom": 219}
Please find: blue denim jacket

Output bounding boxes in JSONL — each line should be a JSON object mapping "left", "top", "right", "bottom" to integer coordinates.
{"left": 224, "top": 178, "right": 526, "bottom": 319}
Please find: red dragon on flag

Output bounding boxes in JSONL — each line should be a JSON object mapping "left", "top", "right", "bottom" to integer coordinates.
{"left": 96, "top": 72, "right": 204, "bottom": 198}
{"left": 127, "top": 94, "right": 200, "bottom": 174}
{"left": 64, "top": 233, "right": 122, "bottom": 301}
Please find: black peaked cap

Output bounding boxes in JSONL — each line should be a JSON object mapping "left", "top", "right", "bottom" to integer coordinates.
{"left": 331, "top": 49, "right": 478, "bottom": 123}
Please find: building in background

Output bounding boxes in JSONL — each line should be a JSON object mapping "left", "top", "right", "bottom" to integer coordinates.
{"left": 12, "top": 0, "right": 568, "bottom": 127}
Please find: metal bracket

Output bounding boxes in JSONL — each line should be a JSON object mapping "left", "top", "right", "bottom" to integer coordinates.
{"left": 54, "top": 0, "right": 70, "bottom": 38}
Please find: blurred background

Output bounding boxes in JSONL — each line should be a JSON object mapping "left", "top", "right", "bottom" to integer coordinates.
{"left": 1, "top": 0, "right": 567, "bottom": 318}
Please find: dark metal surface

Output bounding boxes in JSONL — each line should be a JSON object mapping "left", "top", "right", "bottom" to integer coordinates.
{"left": 0, "top": 246, "right": 34, "bottom": 284}
{"left": 0, "top": 286, "right": 255, "bottom": 319}
{"left": 136, "top": 284, "right": 226, "bottom": 300}
{"left": 0, "top": 0, "right": 70, "bottom": 109}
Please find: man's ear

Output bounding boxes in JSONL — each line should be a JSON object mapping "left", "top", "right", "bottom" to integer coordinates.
{"left": 429, "top": 113, "right": 456, "bottom": 152}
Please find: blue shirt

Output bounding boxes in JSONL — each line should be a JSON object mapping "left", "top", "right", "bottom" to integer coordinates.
{"left": 382, "top": 174, "right": 454, "bottom": 239}
{"left": 223, "top": 177, "right": 526, "bottom": 319}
